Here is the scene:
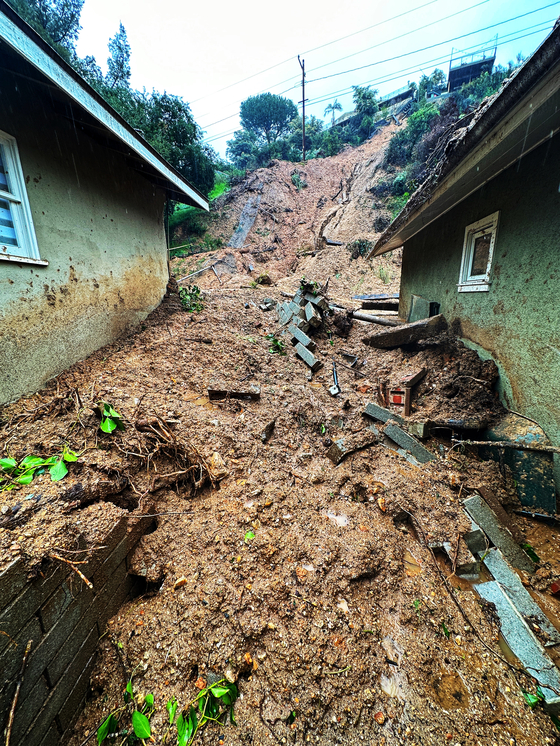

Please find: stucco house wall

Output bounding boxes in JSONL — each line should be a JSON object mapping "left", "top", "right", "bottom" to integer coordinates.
{"left": 0, "top": 70, "right": 169, "bottom": 404}
{"left": 399, "top": 133, "right": 560, "bottom": 453}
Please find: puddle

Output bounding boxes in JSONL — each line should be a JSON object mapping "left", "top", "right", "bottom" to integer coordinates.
{"left": 498, "top": 633, "right": 523, "bottom": 666}
{"left": 323, "top": 510, "right": 349, "bottom": 527}
{"left": 404, "top": 549, "right": 422, "bottom": 577}
{"left": 183, "top": 393, "right": 214, "bottom": 409}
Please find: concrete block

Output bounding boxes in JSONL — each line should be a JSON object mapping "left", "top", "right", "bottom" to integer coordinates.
{"left": 326, "top": 439, "right": 348, "bottom": 466}
{"left": 384, "top": 422, "right": 436, "bottom": 464}
{"left": 47, "top": 626, "right": 98, "bottom": 709}
{"left": 288, "top": 301, "right": 305, "bottom": 318}
{"left": 98, "top": 563, "right": 135, "bottom": 630}
{"left": 482, "top": 548, "right": 560, "bottom": 646}
{"left": 476, "top": 580, "right": 560, "bottom": 715}
{"left": 295, "top": 343, "right": 322, "bottom": 371}
{"left": 304, "top": 302, "right": 322, "bottom": 327}
{"left": 0, "top": 615, "right": 42, "bottom": 722}
{"left": 463, "top": 494, "right": 535, "bottom": 574}
{"left": 9, "top": 674, "right": 50, "bottom": 746}
{"left": 57, "top": 649, "right": 96, "bottom": 733}
{"left": 80, "top": 516, "right": 127, "bottom": 580}
{"left": 363, "top": 402, "right": 404, "bottom": 425}
{"left": 288, "top": 324, "right": 316, "bottom": 351}
{"left": 462, "top": 516, "right": 487, "bottom": 555}
{"left": 37, "top": 723, "right": 62, "bottom": 746}
{"left": 303, "top": 292, "right": 329, "bottom": 311}
{"left": 277, "top": 302, "right": 293, "bottom": 326}
{"left": 442, "top": 538, "right": 479, "bottom": 576}
{"left": 292, "top": 317, "right": 311, "bottom": 334}
{"left": 93, "top": 534, "right": 130, "bottom": 590}
{"left": 408, "top": 421, "right": 430, "bottom": 439}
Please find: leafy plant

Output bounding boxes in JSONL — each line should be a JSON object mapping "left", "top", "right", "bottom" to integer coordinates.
{"left": 347, "top": 239, "right": 374, "bottom": 260}
{"left": 179, "top": 284, "right": 204, "bottom": 312}
{"left": 291, "top": 172, "right": 307, "bottom": 191}
{"left": 96, "top": 402, "right": 125, "bottom": 434}
{"left": 0, "top": 447, "right": 78, "bottom": 491}
{"left": 97, "top": 677, "right": 156, "bottom": 744}
{"left": 265, "top": 333, "right": 285, "bottom": 355}
{"left": 441, "top": 621, "right": 450, "bottom": 639}
{"left": 378, "top": 266, "right": 392, "bottom": 284}
{"left": 412, "top": 599, "right": 422, "bottom": 620}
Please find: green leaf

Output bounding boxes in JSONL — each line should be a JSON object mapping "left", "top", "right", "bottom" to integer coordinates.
{"left": 521, "top": 690, "right": 541, "bottom": 709}
{"left": 177, "top": 707, "right": 196, "bottom": 746}
{"left": 100, "top": 417, "right": 117, "bottom": 433}
{"left": 0, "top": 457, "right": 16, "bottom": 471}
{"left": 441, "top": 622, "right": 450, "bottom": 639}
{"left": 49, "top": 460, "right": 68, "bottom": 482}
{"left": 166, "top": 697, "right": 178, "bottom": 725}
{"left": 145, "top": 693, "right": 154, "bottom": 708}
{"left": 105, "top": 405, "right": 121, "bottom": 419}
{"left": 132, "top": 710, "right": 151, "bottom": 738}
{"left": 19, "top": 455, "right": 45, "bottom": 468}
{"left": 230, "top": 707, "right": 237, "bottom": 725}
{"left": 522, "top": 543, "right": 541, "bottom": 563}
{"left": 124, "top": 680, "right": 133, "bottom": 703}
{"left": 244, "top": 530, "right": 255, "bottom": 543}
{"left": 210, "top": 685, "right": 229, "bottom": 698}
{"left": 63, "top": 448, "right": 79, "bottom": 462}
{"left": 15, "top": 472, "right": 34, "bottom": 485}
{"left": 97, "top": 713, "right": 118, "bottom": 744}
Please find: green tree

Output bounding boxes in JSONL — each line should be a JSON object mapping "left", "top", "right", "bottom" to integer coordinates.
{"left": 352, "top": 85, "right": 379, "bottom": 118}
{"left": 240, "top": 93, "right": 298, "bottom": 144}
{"left": 106, "top": 22, "right": 131, "bottom": 89}
{"left": 324, "top": 99, "right": 342, "bottom": 125}
{"left": 6, "top": 0, "right": 84, "bottom": 55}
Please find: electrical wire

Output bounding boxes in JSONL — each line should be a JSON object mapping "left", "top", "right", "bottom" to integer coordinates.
{"left": 201, "top": 23, "right": 554, "bottom": 145}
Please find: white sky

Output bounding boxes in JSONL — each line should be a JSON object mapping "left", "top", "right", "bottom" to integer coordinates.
{"left": 76, "top": 0, "right": 559, "bottom": 158}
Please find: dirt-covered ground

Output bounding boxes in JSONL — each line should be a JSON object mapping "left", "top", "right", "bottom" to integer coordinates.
{"left": 2, "top": 284, "right": 560, "bottom": 746}
{"left": 2, "top": 134, "right": 560, "bottom": 745}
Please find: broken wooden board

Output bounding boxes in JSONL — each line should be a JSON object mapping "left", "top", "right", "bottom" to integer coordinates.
{"left": 361, "top": 299, "right": 399, "bottom": 311}
{"left": 362, "top": 314, "right": 448, "bottom": 348}
{"left": 207, "top": 386, "right": 261, "bottom": 401}
{"left": 400, "top": 368, "right": 427, "bottom": 388}
{"left": 352, "top": 311, "right": 402, "bottom": 327}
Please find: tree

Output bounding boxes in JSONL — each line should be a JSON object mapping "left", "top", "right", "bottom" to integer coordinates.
{"left": 240, "top": 93, "right": 298, "bottom": 144}
{"left": 106, "top": 23, "right": 131, "bottom": 89}
{"left": 324, "top": 99, "right": 342, "bottom": 126}
{"left": 7, "top": 0, "right": 84, "bottom": 52}
{"left": 352, "top": 85, "right": 379, "bottom": 117}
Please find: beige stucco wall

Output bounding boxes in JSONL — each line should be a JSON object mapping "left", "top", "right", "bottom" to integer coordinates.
{"left": 0, "top": 73, "right": 168, "bottom": 404}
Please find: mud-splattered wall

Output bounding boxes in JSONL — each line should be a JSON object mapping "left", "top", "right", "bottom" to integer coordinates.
{"left": 398, "top": 134, "right": 560, "bottom": 484}
{"left": 0, "top": 71, "right": 168, "bottom": 405}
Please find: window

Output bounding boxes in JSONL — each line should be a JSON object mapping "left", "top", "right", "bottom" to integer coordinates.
{"left": 458, "top": 211, "right": 499, "bottom": 292}
{"left": 0, "top": 130, "right": 45, "bottom": 266}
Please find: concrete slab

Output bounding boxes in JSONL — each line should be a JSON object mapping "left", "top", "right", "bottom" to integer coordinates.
{"left": 384, "top": 422, "right": 436, "bottom": 464}
{"left": 303, "top": 292, "right": 329, "bottom": 311}
{"left": 463, "top": 495, "right": 535, "bottom": 574}
{"left": 304, "top": 302, "right": 322, "bottom": 327}
{"left": 295, "top": 343, "right": 322, "bottom": 371}
{"left": 476, "top": 580, "right": 560, "bottom": 715}
{"left": 363, "top": 314, "right": 448, "bottom": 349}
{"left": 363, "top": 402, "right": 404, "bottom": 425}
{"left": 482, "top": 548, "right": 560, "bottom": 646}
{"left": 463, "top": 515, "right": 487, "bottom": 555}
{"left": 288, "top": 324, "right": 316, "bottom": 351}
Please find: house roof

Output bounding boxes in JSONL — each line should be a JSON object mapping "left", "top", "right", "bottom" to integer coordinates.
{"left": 0, "top": 1, "right": 208, "bottom": 209}
{"left": 369, "top": 21, "right": 560, "bottom": 257}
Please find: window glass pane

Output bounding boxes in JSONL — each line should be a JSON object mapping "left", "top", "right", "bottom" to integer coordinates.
{"left": 0, "top": 198, "right": 18, "bottom": 247}
{"left": 0, "top": 145, "right": 11, "bottom": 193}
{"left": 470, "top": 232, "right": 491, "bottom": 276}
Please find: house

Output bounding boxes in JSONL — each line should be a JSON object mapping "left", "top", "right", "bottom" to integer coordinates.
{"left": 0, "top": 1, "right": 208, "bottom": 405}
{"left": 369, "top": 22, "right": 560, "bottom": 503}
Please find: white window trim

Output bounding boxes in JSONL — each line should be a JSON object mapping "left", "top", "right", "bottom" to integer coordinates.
{"left": 0, "top": 129, "right": 46, "bottom": 266}
{"left": 457, "top": 211, "right": 499, "bottom": 293}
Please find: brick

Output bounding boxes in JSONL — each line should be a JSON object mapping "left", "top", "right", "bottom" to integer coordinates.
{"left": 0, "top": 564, "right": 67, "bottom": 656}
{"left": 292, "top": 317, "right": 310, "bottom": 334}
{"left": 303, "top": 292, "right": 329, "bottom": 311}
{"left": 295, "top": 343, "right": 322, "bottom": 371}
{"left": 304, "top": 302, "right": 321, "bottom": 327}
{"left": 15, "top": 628, "right": 98, "bottom": 746}
{"left": 277, "top": 302, "right": 293, "bottom": 326}
{"left": 288, "top": 324, "right": 316, "bottom": 351}
{"left": 0, "top": 558, "right": 28, "bottom": 613}
{"left": 39, "top": 581, "right": 74, "bottom": 632}
{"left": 0, "top": 615, "right": 43, "bottom": 722}
{"left": 92, "top": 535, "right": 130, "bottom": 590}
{"left": 9, "top": 674, "right": 50, "bottom": 746}
{"left": 46, "top": 603, "right": 97, "bottom": 688}
{"left": 384, "top": 422, "right": 436, "bottom": 464}
{"left": 37, "top": 722, "right": 62, "bottom": 746}
{"left": 463, "top": 494, "right": 535, "bottom": 574}
{"left": 57, "top": 648, "right": 96, "bottom": 732}
{"left": 17, "top": 584, "right": 94, "bottom": 703}
{"left": 97, "top": 564, "right": 135, "bottom": 630}
{"left": 288, "top": 301, "right": 305, "bottom": 318}
{"left": 363, "top": 402, "right": 404, "bottom": 425}
{"left": 79, "top": 516, "right": 127, "bottom": 580}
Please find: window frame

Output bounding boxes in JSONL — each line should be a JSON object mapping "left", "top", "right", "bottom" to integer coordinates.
{"left": 0, "top": 129, "right": 46, "bottom": 266}
{"left": 457, "top": 211, "right": 499, "bottom": 293}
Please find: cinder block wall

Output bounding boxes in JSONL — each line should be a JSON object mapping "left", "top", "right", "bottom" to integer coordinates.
{"left": 0, "top": 514, "right": 153, "bottom": 746}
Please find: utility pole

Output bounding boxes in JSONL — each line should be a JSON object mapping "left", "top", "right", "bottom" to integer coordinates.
{"left": 298, "top": 55, "right": 307, "bottom": 162}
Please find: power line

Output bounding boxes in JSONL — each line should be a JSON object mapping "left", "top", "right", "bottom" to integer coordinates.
{"left": 201, "top": 23, "right": 553, "bottom": 146}
{"left": 189, "top": 0, "right": 445, "bottom": 105}
{"left": 200, "top": 5, "right": 556, "bottom": 136}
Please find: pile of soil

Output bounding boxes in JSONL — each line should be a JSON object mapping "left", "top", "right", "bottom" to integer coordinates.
{"left": 2, "top": 285, "right": 560, "bottom": 746}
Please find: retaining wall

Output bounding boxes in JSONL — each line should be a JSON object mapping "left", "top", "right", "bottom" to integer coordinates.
{"left": 0, "top": 513, "right": 152, "bottom": 746}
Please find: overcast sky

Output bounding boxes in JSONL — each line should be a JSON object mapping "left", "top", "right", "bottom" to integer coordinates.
{"left": 76, "top": 0, "right": 558, "bottom": 157}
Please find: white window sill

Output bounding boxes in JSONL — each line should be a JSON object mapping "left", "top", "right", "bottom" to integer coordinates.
{"left": 457, "top": 282, "right": 490, "bottom": 293}
{"left": 0, "top": 253, "right": 48, "bottom": 267}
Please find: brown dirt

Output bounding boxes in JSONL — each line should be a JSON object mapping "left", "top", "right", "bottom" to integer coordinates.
{"left": 2, "top": 139, "right": 560, "bottom": 746}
